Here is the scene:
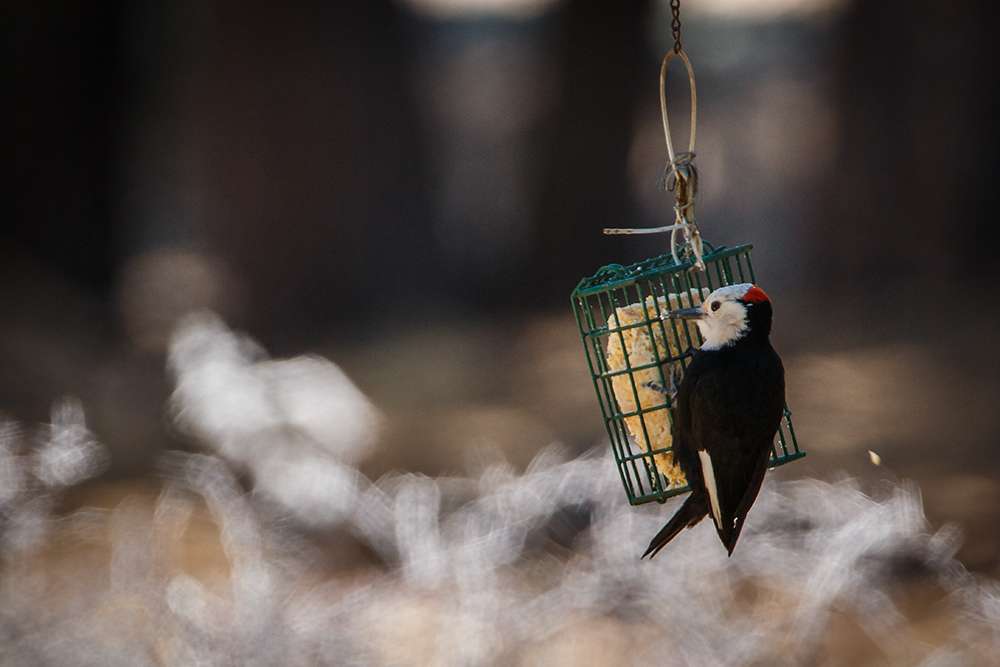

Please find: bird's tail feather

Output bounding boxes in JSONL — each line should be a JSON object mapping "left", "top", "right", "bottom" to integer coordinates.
{"left": 642, "top": 493, "right": 708, "bottom": 559}
{"left": 719, "top": 447, "right": 773, "bottom": 556}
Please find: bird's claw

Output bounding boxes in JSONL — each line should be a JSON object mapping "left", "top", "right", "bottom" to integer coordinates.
{"left": 645, "top": 381, "right": 670, "bottom": 396}
{"left": 645, "top": 364, "right": 683, "bottom": 402}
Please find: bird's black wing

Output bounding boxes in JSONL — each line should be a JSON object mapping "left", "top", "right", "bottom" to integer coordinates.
{"left": 668, "top": 352, "right": 711, "bottom": 486}
{"left": 685, "top": 349, "right": 785, "bottom": 554}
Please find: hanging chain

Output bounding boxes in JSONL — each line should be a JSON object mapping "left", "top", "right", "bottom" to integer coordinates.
{"left": 670, "top": 0, "right": 682, "bottom": 54}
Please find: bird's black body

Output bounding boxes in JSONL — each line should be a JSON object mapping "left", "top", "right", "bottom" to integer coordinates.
{"left": 644, "top": 297, "right": 785, "bottom": 558}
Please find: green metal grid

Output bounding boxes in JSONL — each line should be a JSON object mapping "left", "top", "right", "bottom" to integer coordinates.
{"left": 571, "top": 242, "right": 806, "bottom": 506}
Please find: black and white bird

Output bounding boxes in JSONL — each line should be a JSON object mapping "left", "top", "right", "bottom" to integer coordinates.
{"left": 643, "top": 283, "right": 785, "bottom": 559}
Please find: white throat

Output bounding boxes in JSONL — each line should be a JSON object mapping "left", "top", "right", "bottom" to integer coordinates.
{"left": 696, "top": 303, "right": 749, "bottom": 351}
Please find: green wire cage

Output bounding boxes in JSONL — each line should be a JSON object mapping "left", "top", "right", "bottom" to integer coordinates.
{"left": 571, "top": 242, "right": 806, "bottom": 506}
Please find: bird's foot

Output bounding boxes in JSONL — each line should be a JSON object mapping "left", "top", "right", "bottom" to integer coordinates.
{"left": 645, "top": 380, "right": 676, "bottom": 402}
{"left": 645, "top": 364, "right": 684, "bottom": 402}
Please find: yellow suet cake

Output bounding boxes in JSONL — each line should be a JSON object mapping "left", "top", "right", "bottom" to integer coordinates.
{"left": 605, "top": 288, "right": 708, "bottom": 488}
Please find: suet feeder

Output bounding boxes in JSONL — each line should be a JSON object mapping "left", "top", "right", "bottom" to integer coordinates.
{"left": 571, "top": 243, "right": 805, "bottom": 506}
{"left": 570, "top": 36, "right": 805, "bottom": 506}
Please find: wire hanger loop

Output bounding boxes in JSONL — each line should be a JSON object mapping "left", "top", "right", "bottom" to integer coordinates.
{"left": 659, "top": 47, "right": 697, "bottom": 177}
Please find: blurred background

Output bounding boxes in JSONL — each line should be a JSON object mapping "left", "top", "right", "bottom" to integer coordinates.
{"left": 7, "top": 0, "right": 1000, "bottom": 664}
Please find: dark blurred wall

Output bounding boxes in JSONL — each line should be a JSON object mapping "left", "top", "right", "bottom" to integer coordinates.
{"left": 12, "top": 1, "right": 656, "bottom": 343}
{"left": 12, "top": 0, "right": 124, "bottom": 291}
{"left": 9, "top": 0, "right": 1000, "bottom": 360}
{"left": 816, "top": 0, "right": 999, "bottom": 286}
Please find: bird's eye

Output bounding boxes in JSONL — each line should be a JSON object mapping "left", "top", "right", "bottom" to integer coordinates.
{"left": 711, "top": 301, "right": 721, "bottom": 312}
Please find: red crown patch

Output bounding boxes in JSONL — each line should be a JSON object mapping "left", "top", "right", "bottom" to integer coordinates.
{"left": 741, "top": 286, "right": 770, "bottom": 304}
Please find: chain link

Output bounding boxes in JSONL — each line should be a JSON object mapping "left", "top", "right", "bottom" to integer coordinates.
{"left": 670, "top": 0, "right": 682, "bottom": 54}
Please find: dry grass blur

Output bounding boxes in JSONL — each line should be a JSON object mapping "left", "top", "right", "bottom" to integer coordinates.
{"left": 5, "top": 307, "right": 997, "bottom": 665}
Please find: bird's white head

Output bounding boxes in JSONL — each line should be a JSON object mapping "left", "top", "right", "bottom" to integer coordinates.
{"left": 665, "top": 283, "right": 772, "bottom": 350}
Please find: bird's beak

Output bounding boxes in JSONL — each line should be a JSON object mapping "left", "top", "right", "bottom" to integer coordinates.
{"left": 664, "top": 307, "right": 706, "bottom": 320}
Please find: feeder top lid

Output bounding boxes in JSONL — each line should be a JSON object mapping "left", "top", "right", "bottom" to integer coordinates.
{"left": 573, "top": 242, "right": 751, "bottom": 297}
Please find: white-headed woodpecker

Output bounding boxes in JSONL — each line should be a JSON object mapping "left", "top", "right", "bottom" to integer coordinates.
{"left": 643, "top": 283, "right": 784, "bottom": 558}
